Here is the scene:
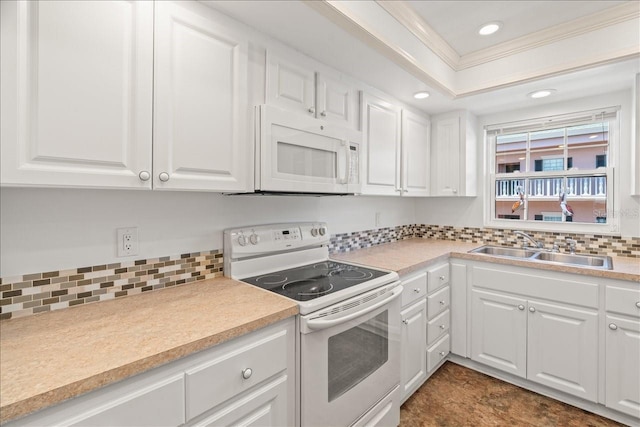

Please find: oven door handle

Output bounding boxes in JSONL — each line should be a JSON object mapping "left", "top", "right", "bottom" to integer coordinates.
{"left": 305, "top": 285, "right": 403, "bottom": 331}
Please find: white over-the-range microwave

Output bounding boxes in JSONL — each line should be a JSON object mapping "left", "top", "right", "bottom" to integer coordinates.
{"left": 250, "top": 105, "right": 361, "bottom": 195}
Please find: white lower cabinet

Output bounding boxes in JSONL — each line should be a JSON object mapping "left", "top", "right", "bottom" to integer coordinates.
{"left": 400, "top": 299, "right": 427, "bottom": 400}
{"left": 7, "top": 319, "right": 295, "bottom": 427}
{"left": 471, "top": 289, "right": 598, "bottom": 402}
{"left": 605, "top": 282, "right": 640, "bottom": 418}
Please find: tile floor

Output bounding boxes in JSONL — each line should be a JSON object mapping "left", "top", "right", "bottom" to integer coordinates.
{"left": 400, "top": 362, "right": 624, "bottom": 427}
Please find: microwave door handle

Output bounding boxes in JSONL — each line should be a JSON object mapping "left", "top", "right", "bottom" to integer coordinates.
{"left": 305, "top": 285, "right": 403, "bottom": 331}
{"left": 338, "top": 140, "right": 348, "bottom": 185}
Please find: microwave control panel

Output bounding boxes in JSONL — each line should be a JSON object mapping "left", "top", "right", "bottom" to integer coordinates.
{"left": 349, "top": 144, "right": 359, "bottom": 184}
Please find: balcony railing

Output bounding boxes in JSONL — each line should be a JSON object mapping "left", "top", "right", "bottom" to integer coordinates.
{"left": 496, "top": 176, "right": 606, "bottom": 199}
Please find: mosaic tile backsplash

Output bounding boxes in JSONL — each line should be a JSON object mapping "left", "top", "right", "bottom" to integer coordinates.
{"left": 0, "top": 250, "right": 223, "bottom": 320}
{"left": 328, "top": 224, "right": 640, "bottom": 258}
{"left": 2, "top": 225, "right": 638, "bottom": 320}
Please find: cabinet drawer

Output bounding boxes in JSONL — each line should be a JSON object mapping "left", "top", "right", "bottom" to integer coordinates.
{"left": 401, "top": 272, "right": 427, "bottom": 307}
{"left": 427, "top": 309, "right": 450, "bottom": 346}
{"left": 427, "top": 286, "right": 450, "bottom": 320}
{"left": 606, "top": 285, "right": 640, "bottom": 318}
{"left": 427, "top": 264, "right": 449, "bottom": 293}
{"left": 185, "top": 329, "right": 288, "bottom": 421}
{"left": 427, "top": 334, "right": 450, "bottom": 372}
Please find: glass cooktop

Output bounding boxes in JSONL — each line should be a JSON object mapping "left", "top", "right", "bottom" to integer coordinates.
{"left": 241, "top": 261, "right": 389, "bottom": 302}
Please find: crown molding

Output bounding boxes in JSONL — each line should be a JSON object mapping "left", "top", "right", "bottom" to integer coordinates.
{"left": 458, "top": 2, "right": 640, "bottom": 70}
{"left": 375, "top": 0, "right": 459, "bottom": 70}
{"left": 304, "top": 0, "right": 457, "bottom": 98}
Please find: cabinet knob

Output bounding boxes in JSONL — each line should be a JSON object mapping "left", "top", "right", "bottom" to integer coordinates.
{"left": 439, "top": 300, "right": 445, "bottom": 305}
{"left": 242, "top": 368, "right": 253, "bottom": 379}
{"left": 158, "top": 172, "right": 170, "bottom": 182}
{"left": 518, "top": 305, "right": 525, "bottom": 310}
{"left": 439, "top": 275, "right": 445, "bottom": 280}
{"left": 439, "top": 351, "right": 445, "bottom": 357}
{"left": 138, "top": 171, "right": 150, "bottom": 181}
{"left": 308, "top": 107, "right": 315, "bottom": 114}
{"left": 609, "top": 323, "right": 618, "bottom": 331}
{"left": 413, "top": 288, "right": 420, "bottom": 293}
{"left": 452, "top": 189, "right": 458, "bottom": 194}
{"left": 636, "top": 301, "right": 640, "bottom": 309}
{"left": 402, "top": 319, "right": 409, "bottom": 325}
{"left": 439, "top": 324, "right": 445, "bottom": 330}
{"left": 529, "top": 306, "right": 536, "bottom": 313}
{"left": 320, "top": 110, "right": 326, "bottom": 117}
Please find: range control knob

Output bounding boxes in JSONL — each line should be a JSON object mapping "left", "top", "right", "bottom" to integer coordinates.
{"left": 237, "top": 235, "right": 248, "bottom": 246}
{"left": 311, "top": 228, "right": 319, "bottom": 237}
{"left": 319, "top": 227, "right": 327, "bottom": 236}
{"left": 249, "top": 234, "right": 260, "bottom": 245}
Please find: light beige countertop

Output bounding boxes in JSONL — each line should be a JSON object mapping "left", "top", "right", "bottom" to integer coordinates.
{"left": 0, "top": 277, "right": 298, "bottom": 424}
{"left": 332, "top": 238, "right": 640, "bottom": 282}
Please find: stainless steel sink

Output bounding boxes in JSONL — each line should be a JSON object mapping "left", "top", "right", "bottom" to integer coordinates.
{"left": 531, "top": 251, "right": 613, "bottom": 269}
{"left": 470, "top": 246, "right": 538, "bottom": 259}
{"left": 469, "top": 245, "right": 614, "bottom": 270}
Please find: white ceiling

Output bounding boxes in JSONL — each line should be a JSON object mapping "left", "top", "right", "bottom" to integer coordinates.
{"left": 407, "top": 1, "right": 626, "bottom": 56}
{"left": 206, "top": 1, "right": 639, "bottom": 116}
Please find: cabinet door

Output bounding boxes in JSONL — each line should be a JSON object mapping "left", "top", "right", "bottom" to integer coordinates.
{"left": 471, "top": 289, "right": 527, "bottom": 378}
{"left": 316, "top": 73, "right": 358, "bottom": 129}
{"left": 401, "top": 110, "right": 430, "bottom": 196}
{"left": 0, "top": 0, "right": 153, "bottom": 189}
{"left": 431, "top": 116, "right": 460, "bottom": 196}
{"left": 606, "top": 315, "right": 640, "bottom": 418}
{"left": 400, "top": 299, "right": 427, "bottom": 401}
{"left": 189, "top": 375, "right": 288, "bottom": 427}
{"left": 527, "top": 300, "right": 598, "bottom": 402}
{"left": 154, "top": 1, "right": 251, "bottom": 191}
{"left": 361, "top": 93, "right": 401, "bottom": 195}
{"left": 266, "top": 52, "right": 315, "bottom": 117}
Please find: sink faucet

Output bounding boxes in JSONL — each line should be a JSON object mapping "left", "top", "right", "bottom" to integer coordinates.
{"left": 566, "top": 238, "right": 577, "bottom": 254}
{"left": 514, "top": 231, "right": 544, "bottom": 249}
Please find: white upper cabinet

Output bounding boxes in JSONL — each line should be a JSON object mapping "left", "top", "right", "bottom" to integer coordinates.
{"left": 361, "top": 93, "right": 402, "bottom": 195}
{"left": 401, "top": 110, "right": 430, "bottom": 197}
{"left": 0, "top": 0, "right": 154, "bottom": 189}
{"left": 153, "top": 1, "right": 252, "bottom": 192}
{"left": 361, "top": 93, "right": 430, "bottom": 196}
{"left": 266, "top": 51, "right": 358, "bottom": 129}
{"left": 430, "top": 110, "right": 477, "bottom": 197}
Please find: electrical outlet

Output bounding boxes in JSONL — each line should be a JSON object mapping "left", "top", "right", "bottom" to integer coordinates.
{"left": 117, "top": 227, "right": 138, "bottom": 257}
{"left": 375, "top": 212, "right": 382, "bottom": 227}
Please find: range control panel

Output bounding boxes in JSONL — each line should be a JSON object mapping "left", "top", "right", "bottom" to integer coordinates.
{"left": 225, "top": 222, "right": 329, "bottom": 258}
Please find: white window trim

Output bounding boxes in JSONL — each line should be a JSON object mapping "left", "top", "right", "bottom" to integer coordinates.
{"left": 484, "top": 107, "right": 621, "bottom": 235}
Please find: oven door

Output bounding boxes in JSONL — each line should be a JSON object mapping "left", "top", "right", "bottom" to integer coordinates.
{"left": 258, "top": 105, "right": 361, "bottom": 194}
{"left": 299, "top": 282, "right": 402, "bottom": 427}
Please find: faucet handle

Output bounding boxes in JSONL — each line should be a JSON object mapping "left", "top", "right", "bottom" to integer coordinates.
{"left": 552, "top": 243, "right": 560, "bottom": 253}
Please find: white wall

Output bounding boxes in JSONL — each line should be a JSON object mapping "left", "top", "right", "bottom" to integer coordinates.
{"left": 0, "top": 188, "right": 415, "bottom": 277}
{"left": 416, "top": 89, "right": 640, "bottom": 237}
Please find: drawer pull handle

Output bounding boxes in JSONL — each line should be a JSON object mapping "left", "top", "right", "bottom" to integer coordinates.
{"left": 413, "top": 288, "right": 420, "bottom": 293}
{"left": 636, "top": 302, "right": 640, "bottom": 309}
{"left": 609, "top": 323, "right": 618, "bottom": 331}
{"left": 439, "top": 276, "right": 445, "bottom": 280}
{"left": 439, "top": 300, "right": 445, "bottom": 305}
{"left": 529, "top": 306, "right": 536, "bottom": 313}
{"left": 402, "top": 319, "right": 409, "bottom": 325}
{"left": 439, "top": 324, "right": 445, "bottom": 329}
{"left": 439, "top": 351, "right": 445, "bottom": 357}
{"left": 242, "top": 368, "right": 253, "bottom": 380}
{"left": 518, "top": 305, "right": 525, "bottom": 310}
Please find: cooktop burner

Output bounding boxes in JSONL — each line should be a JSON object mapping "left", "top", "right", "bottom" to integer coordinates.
{"left": 242, "top": 261, "right": 389, "bottom": 302}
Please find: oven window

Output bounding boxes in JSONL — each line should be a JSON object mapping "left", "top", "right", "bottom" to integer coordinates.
{"left": 277, "top": 142, "right": 337, "bottom": 178}
{"left": 327, "top": 311, "right": 389, "bottom": 402}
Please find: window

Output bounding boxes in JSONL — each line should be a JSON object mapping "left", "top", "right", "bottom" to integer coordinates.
{"left": 487, "top": 108, "right": 619, "bottom": 233}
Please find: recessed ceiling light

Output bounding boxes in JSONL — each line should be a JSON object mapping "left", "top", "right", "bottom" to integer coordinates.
{"left": 414, "top": 91, "right": 430, "bottom": 99}
{"left": 589, "top": 135, "right": 598, "bottom": 139}
{"left": 478, "top": 22, "right": 502, "bottom": 36}
{"left": 527, "top": 89, "right": 556, "bottom": 99}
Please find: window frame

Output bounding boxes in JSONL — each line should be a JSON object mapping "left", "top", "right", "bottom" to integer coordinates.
{"left": 484, "top": 107, "right": 620, "bottom": 235}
